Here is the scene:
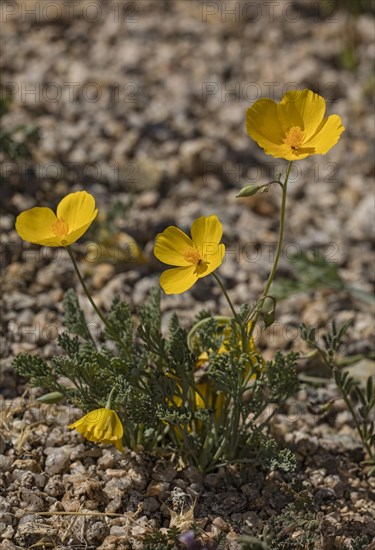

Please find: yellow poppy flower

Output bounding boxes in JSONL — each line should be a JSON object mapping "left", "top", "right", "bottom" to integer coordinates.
{"left": 154, "top": 215, "right": 225, "bottom": 294}
{"left": 68, "top": 408, "right": 124, "bottom": 452}
{"left": 246, "top": 89, "right": 345, "bottom": 160}
{"left": 15, "top": 191, "right": 98, "bottom": 247}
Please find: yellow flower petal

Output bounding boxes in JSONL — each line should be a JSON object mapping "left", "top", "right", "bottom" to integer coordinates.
{"left": 68, "top": 408, "right": 123, "bottom": 451}
{"left": 196, "top": 243, "right": 225, "bottom": 278}
{"left": 195, "top": 351, "right": 209, "bottom": 368}
{"left": 246, "top": 98, "right": 284, "bottom": 149}
{"left": 195, "top": 382, "right": 208, "bottom": 409}
{"left": 154, "top": 227, "right": 195, "bottom": 266}
{"left": 260, "top": 143, "right": 300, "bottom": 161}
{"left": 160, "top": 265, "right": 198, "bottom": 294}
{"left": 62, "top": 220, "right": 98, "bottom": 246}
{"left": 190, "top": 215, "right": 223, "bottom": 252}
{"left": 278, "top": 89, "right": 326, "bottom": 140}
{"left": 304, "top": 114, "right": 345, "bottom": 154}
{"left": 113, "top": 438, "right": 124, "bottom": 452}
{"left": 15, "top": 191, "right": 98, "bottom": 247}
{"left": 57, "top": 191, "right": 98, "bottom": 234}
{"left": 155, "top": 215, "right": 225, "bottom": 294}
{"left": 15, "top": 207, "right": 62, "bottom": 246}
{"left": 246, "top": 89, "right": 344, "bottom": 160}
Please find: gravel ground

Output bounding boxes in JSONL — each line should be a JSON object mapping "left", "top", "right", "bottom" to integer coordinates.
{"left": 1, "top": 0, "right": 374, "bottom": 548}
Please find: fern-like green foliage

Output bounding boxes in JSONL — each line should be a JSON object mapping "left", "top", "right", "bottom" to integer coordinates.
{"left": 62, "top": 289, "right": 94, "bottom": 342}
{"left": 266, "top": 351, "right": 301, "bottom": 404}
{"left": 13, "top": 286, "right": 302, "bottom": 472}
{"left": 13, "top": 354, "right": 57, "bottom": 390}
{"left": 141, "top": 527, "right": 181, "bottom": 550}
{"left": 167, "top": 314, "right": 195, "bottom": 376}
{"left": 301, "top": 321, "right": 375, "bottom": 475}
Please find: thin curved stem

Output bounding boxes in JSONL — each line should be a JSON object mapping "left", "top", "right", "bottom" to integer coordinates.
{"left": 212, "top": 272, "right": 239, "bottom": 322}
{"left": 187, "top": 316, "right": 231, "bottom": 352}
{"left": 249, "top": 160, "right": 292, "bottom": 338}
{"left": 212, "top": 271, "right": 248, "bottom": 352}
{"left": 67, "top": 246, "right": 108, "bottom": 327}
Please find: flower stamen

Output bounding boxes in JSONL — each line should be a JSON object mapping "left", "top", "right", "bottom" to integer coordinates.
{"left": 283, "top": 126, "right": 305, "bottom": 150}
{"left": 51, "top": 217, "right": 69, "bottom": 237}
{"left": 183, "top": 247, "right": 202, "bottom": 265}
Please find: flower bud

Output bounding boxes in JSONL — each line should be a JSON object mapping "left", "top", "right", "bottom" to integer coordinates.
{"left": 236, "top": 184, "right": 261, "bottom": 198}
{"left": 37, "top": 391, "right": 65, "bottom": 404}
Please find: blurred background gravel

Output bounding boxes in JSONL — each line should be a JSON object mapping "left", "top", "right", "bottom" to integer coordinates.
{"left": 1, "top": 0, "right": 374, "bottom": 365}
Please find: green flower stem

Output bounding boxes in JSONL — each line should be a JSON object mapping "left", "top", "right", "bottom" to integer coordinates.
{"left": 212, "top": 272, "right": 248, "bottom": 353}
{"left": 67, "top": 246, "right": 108, "bottom": 328}
{"left": 212, "top": 272, "right": 238, "bottom": 320}
{"left": 248, "top": 160, "right": 293, "bottom": 338}
{"left": 105, "top": 387, "right": 116, "bottom": 409}
{"left": 211, "top": 272, "right": 252, "bottom": 461}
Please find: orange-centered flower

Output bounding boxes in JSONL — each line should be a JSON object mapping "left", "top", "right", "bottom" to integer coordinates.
{"left": 154, "top": 215, "right": 225, "bottom": 294}
{"left": 68, "top": 408, "right": 124, "bottom": 451}
{"left": 15, "top": 191, "right": 98, "bottom": 247}
{"left": 51, "top": 217, "right": 69, "bottom": 237}
{"left": 246, "top": 89, "right": 345, "bottom": 160}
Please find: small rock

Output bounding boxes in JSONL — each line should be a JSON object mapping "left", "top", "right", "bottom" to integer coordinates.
{"left": 295, "top": 431, "right": 319, "bottom": 455}
{"left": 212, "top": 516, "right": 230, "bottom": 532}
{"left": 1, "top": 525, "right": 14, "bottom": 540}
{"left": 350, "top": 491, "right": 361, "bottom": 504}
{"left": 44, "top": 449, "right": 69, "bottom": 475}
{"left": 325, "top": 511, "right": 341, "bottom": 525}
{"left": 105, "top": 468, "right": 129, "bottom": 479}
{"left": 11, "top": 459, "right": 41, "bottom": 474}
{"left": 309, "top": 469, "right": 327, "bottom": 487}
{"left": 91, "top": 263, "right": 116, "bottom": 289}
{"left": 97, "top": 451, "right": 117, "bottom": 470}
{"left": 19, "top": 489, "right": 44, "bottom": 512}
{"left": 0, "top": 456, "right": 13, "bottom": 472}
{"left": 152, "top": 461, "right": 177, "bottom": 483}
{"left": 86, "top": 520, "right": 110, "bottom": 545}
{"left": 324, "top": 475, "right": 345, "bottom": 498}
{"left": 204, "top": 472, "right": 226, "bottom": 490}
{"left": 44, "top": 476, "right": 66, "bottom": 497}
{"left": 241, "top": 484, "right": 261, "bottom": 500}
{"left": 11, "top": 470, "right": 35, "bottom": 486}
{"left": 128, "top": 467, "right": 148, "bottom": 490}
{"left": 242, "top": 511, "right": 263, "bottom": 533}
{"left": 348, "top": 196, "right": 375, "bottom": 240}
{"left": 103, "top": 477, "right": 132, "bottom": 499}
{"left": 109, "top": 525, "right": 127, "bottom": 537}
{"left": 0, "top": 513, "right": 13, "bottom": 526}
{"left": 14, "top": 521, "right": 57, "bottom": 547}
{"left": 146, "top": 480, "right": 170, "bottom": 498}
{"left": 142, "top": 497, "right": 160, "bottom": 514}
{"left": 137, "top": 190, "right": 159, "bottom": 209}
{"left": 212, "top": 492, "right": 247, "bottom": 515}
{"left": 105, "top": 495, "right": 123, "bottom": 514}
{"left": 187, "top": 483, "right": 204, "bottom": 497}
{"left": 183, "top": 466, "right": 203, "bottom": 485}
{"left": 314, "top": 487, "right": 336, "bottom": 505}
